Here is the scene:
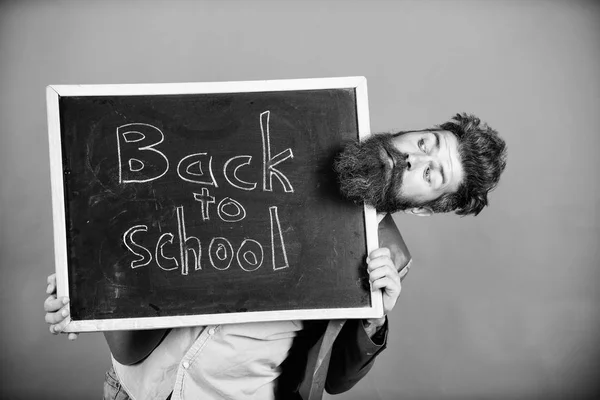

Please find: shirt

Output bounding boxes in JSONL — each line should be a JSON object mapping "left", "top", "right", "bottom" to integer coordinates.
{"left": 113, "top": 320, "right": 303, "bottom": 400}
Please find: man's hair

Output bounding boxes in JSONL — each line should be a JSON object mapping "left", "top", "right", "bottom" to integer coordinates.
{"left": 422, "top": 113, "right": 507, "bottom": 216}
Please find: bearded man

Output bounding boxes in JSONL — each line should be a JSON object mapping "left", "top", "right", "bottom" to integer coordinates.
{"left": 335, "top": 112, "right": 506, "bottom": 216}
{"left": 44, "top": 112, "right": 506, "bottom": 400}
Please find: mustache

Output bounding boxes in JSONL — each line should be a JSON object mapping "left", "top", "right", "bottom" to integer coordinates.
{"left": 333, "top": 133, "right": 409, "bottom": 212}
{"left": 381, "top": 140, "right": 408, "bottom": 176}
{"left": 376, "top": 138, "right": 409, "bottom": 199}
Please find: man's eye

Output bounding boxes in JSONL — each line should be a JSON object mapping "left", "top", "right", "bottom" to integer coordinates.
{"left": 424, "top": 166, "right": 431, "bottom": 183}
{"left": 418, "top": 138, "right": 426, "bottom": 153}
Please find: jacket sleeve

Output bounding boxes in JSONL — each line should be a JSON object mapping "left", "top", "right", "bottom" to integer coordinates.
{"left": 324, "top": 318, "right": 388, "bottom": 394}
{"left": 324, "top": 213, "right": 411, "bottom": 394}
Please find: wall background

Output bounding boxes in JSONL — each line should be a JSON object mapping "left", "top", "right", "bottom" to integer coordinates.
{"left": 1, "top": 1, "right": 598, "bottom": 399}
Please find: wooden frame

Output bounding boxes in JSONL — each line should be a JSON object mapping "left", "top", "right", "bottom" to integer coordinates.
{"left": 46, "top": 76, "right": 382, "bottom": 332}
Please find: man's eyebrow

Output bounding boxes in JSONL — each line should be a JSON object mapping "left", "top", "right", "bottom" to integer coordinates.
{"left": 433, "top": 132, "right": 446, "bottom": 185}
{"left": 441, "top": 163, "right": 446, "bottom": 185}
{"left": 433, "top": 131, "right": 440, "bottom": 150}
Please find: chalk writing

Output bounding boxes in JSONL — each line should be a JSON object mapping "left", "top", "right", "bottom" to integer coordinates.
{"left": 269, "top": 206, "right": 289, "bottom": 271}
{"left": 223, "top": 155, "right": 257, "bottom": 191}
{"left": 117, "top": 123, "right": 170, "bottom": 184}
{"left": 122, "top": 205, "right": 288, "bottom": 274}
{"left": 237, "top": 239, "right": 264, "bottom": 272}
{"left": 261, "top": 111, "right": 294, "bottom": 193}
{"left": 116, "top": 110, "right": 293, "bottom": 191}
{"left": 177, "top": 206, "right": 201, "bottom": 275}
{"left": 155, "top": 233, "right": 179, "bottom": 271}
{"left": 123, "top": 225, "right": 152, "bottom": 268}
{"left": 120, "top": 111, "right": 293, "bottom": 276}
{"left": 193, "top": 188, "right": 215, "bottom": 221}
{"left": 177, "top": 153, "right": 219, "bottom": 187}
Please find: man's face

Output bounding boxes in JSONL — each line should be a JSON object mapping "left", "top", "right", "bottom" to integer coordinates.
{"left": 335, "top": 130, "right": 464, "bottom": 213}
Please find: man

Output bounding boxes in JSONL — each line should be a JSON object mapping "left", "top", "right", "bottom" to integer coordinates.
{"left": 44, "top": 113, "right": 507, "bottom": 399}
{"left": 334, "top": 113, "right": 506, "bottom": 216}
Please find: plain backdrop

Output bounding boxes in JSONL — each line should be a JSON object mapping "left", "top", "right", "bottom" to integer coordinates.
{"left": 1, "top": 1, "right": 599, "bottom": 399}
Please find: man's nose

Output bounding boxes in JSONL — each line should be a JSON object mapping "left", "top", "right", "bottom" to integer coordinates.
{"left": 406, "top": 153, "right": 430, "bottom": 171}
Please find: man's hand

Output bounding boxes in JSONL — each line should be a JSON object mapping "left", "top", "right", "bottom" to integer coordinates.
{"left": 363, "top": 247, "right": 404, "bottom": 337}
{"left": 44, "top": 273, "right": 78, "bottom": 340}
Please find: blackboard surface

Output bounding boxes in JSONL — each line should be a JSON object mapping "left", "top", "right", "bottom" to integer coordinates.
{"left": 47, "top": 78, "right": 379, "bottom": 331}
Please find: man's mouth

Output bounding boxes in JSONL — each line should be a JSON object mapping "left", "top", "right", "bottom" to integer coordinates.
{"left": 379, "top": 147, "right": 395, "bottom": 191}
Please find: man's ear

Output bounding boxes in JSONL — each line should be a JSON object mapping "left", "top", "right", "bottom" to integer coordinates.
{"left": 406, "top": 207, "right": 433, "bottom": 217}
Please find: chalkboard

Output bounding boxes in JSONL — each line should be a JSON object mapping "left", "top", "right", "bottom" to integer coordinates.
{"left": 46, "top": 77, "right": 380, "bottom": 332}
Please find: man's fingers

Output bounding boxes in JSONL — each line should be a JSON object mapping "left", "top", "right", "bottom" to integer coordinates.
{"left": 45, "top": 274, "right": 74, "bottom": 338}
{"left": 372, "top": 276, "right": 393, "bottom": 291}
{"left": 44, "top": 295, "right": 68, "bottom": 312}
{"left": 52, "top": 314, "right": 71, "bottom": 334}
{"left": 372, "top": 276, "right": 401, "bottom": 294}
{"left": 369, "top": 264, "right": 398, "bottom": 283}
{"left": 46, "top": 282, "right": 55, "bottom": 295}
{"left": 45, "top": 312, "right": 60, "bottom": 325}
{"left": 368, "top": 253, "right": 404, "bottom": 315}
{"left": 46, "top": 274, "right": 57, "bottom": 294}
{"left": 43, "top": 295, "right": 59, "bottom": 312}
{"left": 45, "top": 302, "right": 70, "bottom": 324}
{"left": 50, "top": 323, "right": 62, "bottom": 334}
{"left": 367, "top": 257, "right": 393, "bottom": 271}
{"left": 367, "top": 247, "right": 391, "bottom": 262}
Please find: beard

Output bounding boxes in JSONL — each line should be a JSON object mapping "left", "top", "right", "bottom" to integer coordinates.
{"left": 334, "top": 133, "right": 413, "bottom": 213}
